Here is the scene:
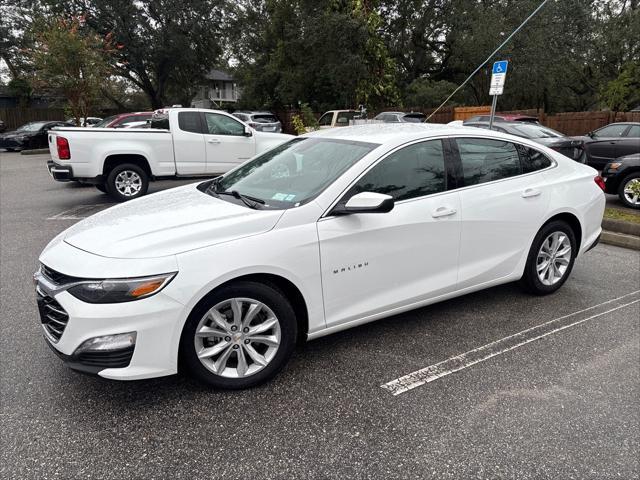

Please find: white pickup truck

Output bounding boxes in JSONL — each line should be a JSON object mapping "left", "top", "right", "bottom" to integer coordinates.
{"left": 47, "top": 108, "right": 293, "bottom": 201}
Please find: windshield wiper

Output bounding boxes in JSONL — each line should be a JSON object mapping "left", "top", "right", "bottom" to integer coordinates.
{"left": 217, "top": 190, "right": 265, "bottom": 209}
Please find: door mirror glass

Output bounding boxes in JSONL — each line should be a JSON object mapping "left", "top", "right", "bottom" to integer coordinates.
{"left": 334, "top": 192, "right": 394, "bottom": 215}
{"left": 244, "top": 125, "right": 253, "bottom": 137}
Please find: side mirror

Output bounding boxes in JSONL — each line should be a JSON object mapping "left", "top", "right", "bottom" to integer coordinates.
{"left": 332, "top": 192, "right": 394, "bottom": 215}
{"left": 244, "top": 126, "right": 253, "bottom": 137}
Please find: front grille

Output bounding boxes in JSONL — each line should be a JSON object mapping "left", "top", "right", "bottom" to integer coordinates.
{"left": 75, "top": 347, "right": 134, "bottom": 368}
{"left": 41, "top": 264, "right": 82, "bottom": 285}
{"left": 37, "top": 289, "right": 69, "bottom": 342}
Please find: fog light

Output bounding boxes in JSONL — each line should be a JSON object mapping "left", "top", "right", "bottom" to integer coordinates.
{"left": 75, "top": 332, "right": 136, "bottom": 353}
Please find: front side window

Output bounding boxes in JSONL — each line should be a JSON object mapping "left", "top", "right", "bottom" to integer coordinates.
{"left": 625, "top": 125, "right": 640, "bottom": 137}
{"left": 204, "top": 113, "right": 245, "bottom": 135}
{"left": 594, "top": 124, "right": 628, "bottom": 138}
{"left": 456, "top": 138, "right": 521, "bottom": 186}
{"left": 178, "top": 111, "right": 203, "bottom": 133}
{"left": 318, "top": 113, "right": 333, "bottom": 126}
{"left": 205, "top": 138, "right": 378, "bottom": 208}
{"left": 351, "top": 140, "right": 446, "bottom": 201}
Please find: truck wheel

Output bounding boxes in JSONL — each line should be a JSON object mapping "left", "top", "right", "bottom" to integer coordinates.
{"left": 106, "top": 163, "right": 149, "bottom": 201}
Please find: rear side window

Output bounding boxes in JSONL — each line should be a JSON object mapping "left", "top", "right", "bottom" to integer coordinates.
{"left": 456, "top": 138, "right": 521, "bottom": 186}
{"left": 253, "top": 114, "right": 278, "bottom": 123}
{"left": 178, "top": 112, "right": 203, "bottom": 133}
{"left": 519, "top": 146, "right": 552, "bottom": 173}
{"left": 352, "top": 140, "right": 446, "bottom": 201}
{"left": 626, "top": 125, "right": 640, "bottom": 137}
{"left": 594, "top": 124, "right": 628, "bottom": 137}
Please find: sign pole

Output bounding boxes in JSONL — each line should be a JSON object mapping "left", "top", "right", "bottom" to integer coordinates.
{"left": 489, "top": 94, "right": 498, "bottom": 130}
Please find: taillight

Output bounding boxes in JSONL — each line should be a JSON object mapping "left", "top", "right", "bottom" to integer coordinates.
{"left": 56, "top": 136, "right": 70, "bottom": 159}
{"left": 594, "top": 175, "right": 606, "bottom": 192}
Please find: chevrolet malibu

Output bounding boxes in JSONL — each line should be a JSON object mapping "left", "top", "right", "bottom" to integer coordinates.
{"left": 34, "top": 124, "right": 605, "bottom": 389}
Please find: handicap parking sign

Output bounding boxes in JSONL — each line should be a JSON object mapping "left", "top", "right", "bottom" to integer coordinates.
{"left": 492, "top": 60, "right": 509, "bottom": 74}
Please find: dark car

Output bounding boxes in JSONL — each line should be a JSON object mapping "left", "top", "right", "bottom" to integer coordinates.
{"left": 0, "top": 119, "right": 6, "bottom": 133}
{"left": 0, "top": 120, "right": 70, "bottom": 151}
{"left": 464, "top": 121, "right": 586, "bottom": 162}
{"left": 583, "top": 122, "right": 640, "bottom": 169}
{"left": 465, "top": 114, "right": 540, "bottom": 124}
{"left": 232, "top": 111, "right": 282, "bottom": 133}
{"left": 374, "top": 111, "right": 426, "bottom": 123}
{"left": 91, "top": 112, "right": 154, "bottom": 128}
{"left": 601, "top": 153, "right": 640, "bottom": 209}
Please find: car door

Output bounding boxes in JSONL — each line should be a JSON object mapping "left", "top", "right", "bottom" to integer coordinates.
{"left": 618, "top": 124, "right": 640, "bottom": 157}
{"left": 586, "top": 124, "right": 630, "bottom": 167}
{"left": 202, "top": 112, "right": 255, "bottom": 174}
{"left": 452, "top": 137, "right": 551, "bottom": 290}
{"left": 317, "top": 139, "right": 461, "bottom": 328}
{"left": 172, "top": 111, "right": 207, "bottom": 174}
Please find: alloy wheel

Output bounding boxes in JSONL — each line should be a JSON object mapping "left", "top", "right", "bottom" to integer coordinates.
{"left": 623, "top": 178, "right": 640, "bottom": 206}
{"left": 114, "top": 170, "right": 142, "bottom": 197}
{"left": 194, "top": 297, "right": 281, "bottom": 378}
{"left": 536, "top": 231, "right": 572, "bottom": 286}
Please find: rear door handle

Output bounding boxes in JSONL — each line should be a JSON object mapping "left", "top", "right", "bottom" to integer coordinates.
{"left": 522, "top": 188, "right": 541, "bottom": 198}
{"left": 432, "top": 206, "right": 457, "bottom": 218}
{"left": 207, "top": 138, "right": 221, "bottom": 144}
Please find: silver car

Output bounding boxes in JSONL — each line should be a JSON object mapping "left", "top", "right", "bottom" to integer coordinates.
{"left": 232, "top": 111, "right": 282, "bottom": 133}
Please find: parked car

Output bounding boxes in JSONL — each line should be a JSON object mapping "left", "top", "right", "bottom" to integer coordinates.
{"left": 120, "top": 120, "right": 150, "bottom": 129}
{"left": 91, "top": 112, "right": 154, "bottom": 128}
{"left": 0, "top": 119, "right": 6, "bottom": 133}
{"left": 46, "top": 108, "right": 293, "bottom": 201}
{"left": 66, "top": 117, "right": 103, "bottom": 127}
{"left": 582, "top": 122, "right": 640, "bottom": 169}
{"left": 465, "top": 114, "right": 540, "bottom": 124}
{"left": 0, "top": 120, "right": 71, "bottom": 151}
{"left": 601, "top": 153, "right": 640, "bottom": 209}
{"left": 34, "top": 123, "right": 605, "bottom": 388}
{"left": 232, "top": 111, "right": 282, "bottom": 133}
{"left": 464, "top": 121, "right": 586, "bottom": 162}
{"left": 317, "top": 110, "right": 361, "bottom": 129}
{"left": 373, "top": 111, "right": 426, "bottom": 123}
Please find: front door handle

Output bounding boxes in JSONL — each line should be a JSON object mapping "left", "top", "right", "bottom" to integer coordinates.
{"left": 522, "top": 188, "right": 541, "bottom": 198}
{"left": 207, "top": 138, "right": 221, "bottom": 144}
{"left": 432, "top": 206, "right": 457, "bottom": 218}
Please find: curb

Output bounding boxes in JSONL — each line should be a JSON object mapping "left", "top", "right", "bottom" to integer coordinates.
{"left": 602, "top": 218, "right": 640, "bottom": 236}
{"left": 600, "top": 230, "right": 640, "bottom": 251}
{"left": 20, "top": 148, "right": 49, "bottom": 155}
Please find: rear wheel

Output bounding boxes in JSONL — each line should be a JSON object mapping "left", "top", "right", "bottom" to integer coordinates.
{"left": 618, "top": 172, "right": 640, "bottom": 209}
{"left": 179, "top": 281, "right": 297, "bottom": 389}
{"left": 520, "top": 220, "right": 577, "bottom": 295}
{"left": 105, "top": 163, "right": 148, "bottom": 201}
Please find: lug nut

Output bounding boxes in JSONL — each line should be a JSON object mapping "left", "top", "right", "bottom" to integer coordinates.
{"left": 244, "top": 339, "right": 250, "bottom": 344}
{"left": 233, "top": 345, "right": 239, "bottom": 349}
{"left": 231, "top": 325, "right": 238, "bottom": 331}
{"left": 224, "top": 336, "right": 231, "bottom": 342}
{"left": 243, "top": 327, "right": 249, "bottom": 333}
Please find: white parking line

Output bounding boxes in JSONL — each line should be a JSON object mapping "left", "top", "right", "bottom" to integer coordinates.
{"left": 47, "top": 204, "right": 112, "bottom": 220}
{"left": 381, "top": 291, "right": 640, "bottom": 396}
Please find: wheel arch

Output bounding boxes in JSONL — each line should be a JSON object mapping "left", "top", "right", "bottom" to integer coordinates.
{"left": 541, "top": 211, "right": 583, "bottom": 251}
{"left": 102, "top": 154, "right": 152, "bottom": 177}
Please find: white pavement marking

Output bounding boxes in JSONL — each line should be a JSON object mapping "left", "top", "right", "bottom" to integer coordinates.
{"left": 47, "top": 204, "right": 112, "bottom": 220}
{"left": 381, "top": 291, "right": 640, "bottom": 396}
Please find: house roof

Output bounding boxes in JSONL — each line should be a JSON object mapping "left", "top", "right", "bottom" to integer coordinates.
{"left": 205, "top": 69, "right": 234, "bottom": 81}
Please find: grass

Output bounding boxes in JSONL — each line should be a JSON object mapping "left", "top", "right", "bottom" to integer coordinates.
{"left": 604, "top": 207, "right": 640, "bottom": 224}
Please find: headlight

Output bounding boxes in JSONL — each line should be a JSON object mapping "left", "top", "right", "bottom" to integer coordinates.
{"left": 607, "top": 162, "right": 622, "bottom": 171}
{"left": 67, "top": 273, "right": 176, "bottom": 303}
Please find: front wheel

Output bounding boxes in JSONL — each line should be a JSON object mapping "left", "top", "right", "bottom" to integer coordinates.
{"left": 618, "top": 172, "right": 640, "bottom": 209}
{"left": 520, "top": 220, "right": 577, "bottom": 295}
{"left": 105, "top": 163, "right": 149, "bottom": 201}
{"left": 179, "top": 281, "right": 298, "bottom": 389}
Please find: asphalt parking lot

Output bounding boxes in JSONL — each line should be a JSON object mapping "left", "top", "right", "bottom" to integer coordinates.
{"left": 1, "top": 151, "right": 639, "bottom": 480}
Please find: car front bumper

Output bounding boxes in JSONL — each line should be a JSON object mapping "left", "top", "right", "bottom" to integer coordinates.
{"left": 0, "top": 137, "right": 26, "bottom": 149}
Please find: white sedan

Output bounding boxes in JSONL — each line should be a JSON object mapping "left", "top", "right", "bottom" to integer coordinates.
{"left": 35, "top": 124, "right": 605, "bottom": 388}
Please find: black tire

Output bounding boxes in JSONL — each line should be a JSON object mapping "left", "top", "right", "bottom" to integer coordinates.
{"left": 179, "top": 280, "right": 298, "bottom": 389}
{"left": 617, "top": 172, "right": 640, "bottom": 209}
{"left": 95, "top": 184, "right": 107, "bottom": 193}
{"left": 105, "top": 163, "right": 149, "bottom": 202}
{"left": 520, "top": 220, "right": 577, "bottom": 295}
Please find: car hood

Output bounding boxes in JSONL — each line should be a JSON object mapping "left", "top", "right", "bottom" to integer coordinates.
{"left": 63, "top": 183, "right": 285, "bottom": 259}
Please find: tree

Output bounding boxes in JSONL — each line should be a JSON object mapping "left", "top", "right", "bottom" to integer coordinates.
{"left": 600, "top": 62, "right": 640, "bottom": 111}
{"left": 404, "top": 78, "right": 458, "bottom": 108}
{"left": 45, "top": 0, "right": 229, "bottom": 108}
{"left": 29, "top": 15, "right": 114, "bottom": 123}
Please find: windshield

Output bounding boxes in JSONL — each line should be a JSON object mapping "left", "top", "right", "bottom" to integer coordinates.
{"left": 17, "top": 122, "right": 48, "bottom": 132}
{"left": 92, "top": 115, "right": 118, "bottom": 128}
{"left": 202, "top": 137, "right": 378, "bottom": 209}
{"left": 510, "top": 124, "right": 564, "bottom": 139}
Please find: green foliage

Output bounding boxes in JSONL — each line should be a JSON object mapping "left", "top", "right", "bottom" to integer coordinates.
{"left": 7, "top": 78, "right": 33, "bottom": 107}
{"left": 404, "top": 79, "right": 459, "bottom": 108}
{"left": 28, "top": 15, "right": 114, "bottom": 123}
{"left": 291, "top": 115, "right": 306, "bottom": 135}
{"left": 600, "top": 62, "right": 640, "bottom": 111}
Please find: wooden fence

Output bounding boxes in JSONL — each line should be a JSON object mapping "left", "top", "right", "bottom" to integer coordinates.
{"left": 0, "top": 108, "right": 66, "bottom": 129}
